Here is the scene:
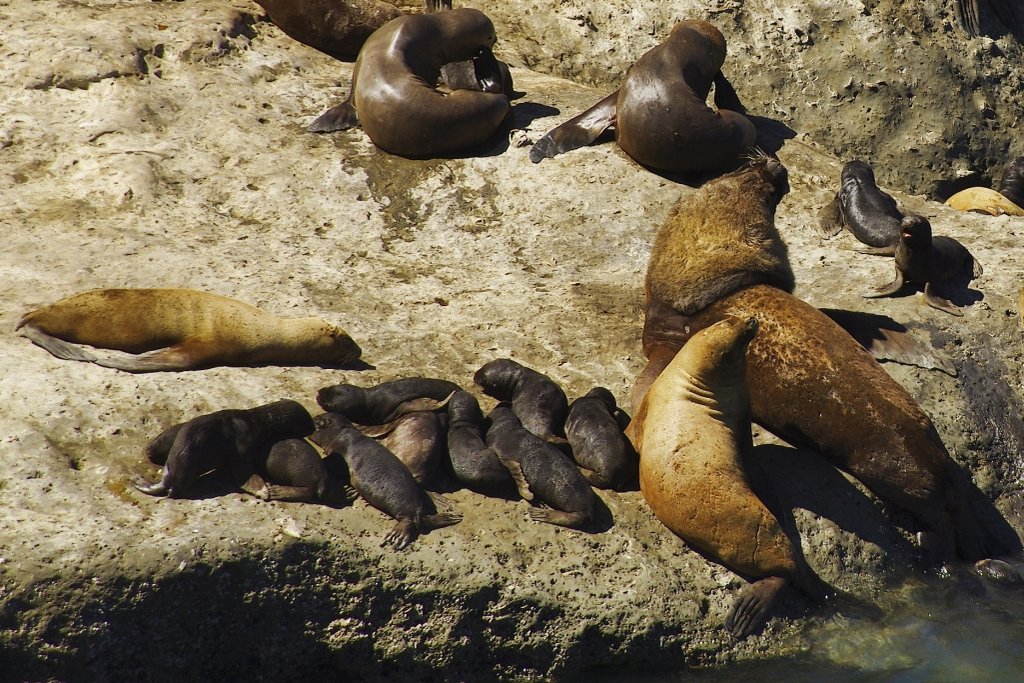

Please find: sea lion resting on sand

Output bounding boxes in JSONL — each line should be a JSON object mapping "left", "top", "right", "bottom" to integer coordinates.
{"left": 17, "top": 288, "right": 361, "bottom": 373}
{"left": 317, "top": 377, "right": 460, "bottom": 425}
{"left": 308, "top": 8, "right": 511, "bottom": 157}
{"left": 529, "top": 19, "right": 755, "bottom": 174}
{"left": 474, "top": 358, "right": 569, "bottom": 445}
{"left": 637, "top": 156, "right": 1011, "bottom": 580}
{"left": 564, "top": 387, "right": 638, "bottom": 491}
{"left": 628, "top": 316, "right": 830, "bottom": 638}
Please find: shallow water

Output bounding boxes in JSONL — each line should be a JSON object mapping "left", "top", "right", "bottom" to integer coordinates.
{"left": 593, "top": 572, "right": 1024, "bottom": 683}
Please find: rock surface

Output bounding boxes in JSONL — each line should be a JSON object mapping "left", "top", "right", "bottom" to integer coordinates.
{"left": 1, "top": 1, "right": 1023, "bottom": 681}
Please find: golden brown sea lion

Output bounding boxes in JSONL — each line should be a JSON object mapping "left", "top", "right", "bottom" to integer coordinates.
{"left": 637, "top": 157, "right": 1011, "bottom": 564}
{"left": 529, "top": 19, "right": 755, "bottom": 174}
{"left": 308, "top": 8, "right": 511, "bottom": 157}
{"left": 17, "top": 288, "right": 361, "bottom": 373}
{"left": 628, "top": 315, "right": 828, "bottom": 638}
{"left": 944, "top": 187, "right": 1024, "bottom": 216}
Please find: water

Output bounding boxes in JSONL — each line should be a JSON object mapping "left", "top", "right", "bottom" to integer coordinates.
{"left": 592, "top": 573, "right": 1024, "bottom": 682}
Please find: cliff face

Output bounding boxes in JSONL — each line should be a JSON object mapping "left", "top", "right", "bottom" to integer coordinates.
{"left": 1, "top": 2, "right": 1023, "bottom": 681}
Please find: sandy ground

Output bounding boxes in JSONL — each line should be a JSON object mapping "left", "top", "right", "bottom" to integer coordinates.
{"left": 1, "top": 1, "right": 1024, "bottom": 680}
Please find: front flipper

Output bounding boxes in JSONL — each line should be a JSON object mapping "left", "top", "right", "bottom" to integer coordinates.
{"left": 923, "top": 283, "right": 963, "bottom": 316}
{"left": 497, "top": 456, "right": 534, "bottom": 501}
{"left": 816, "top": 194, "right": 845, "bottom": 238}
{"left": 308, "top": 97, "right": 359, "bottom": 133}
{"left": 19, "top": 325, "right": 98, "bottom": 363}
{"left": 853, "top": 244, "right": 897, "bottom": 256}
{"left": 863, "top": 269, "right": 906, "bottom": 298}
{"left": 94, "top": 345, "right": 196, "bottom": 372}
{"left": 712, "top": 71, "right": 747, "bottom": 114}
{"left": 132, "top": 474, "right": 170, "bottom": 497}
{"left": 822, "top": 308, "right": 957, "bottom": 376}
{"left": 725, "top": 576, "right": 787, "bottom": 639}
{"left": 528, "top": 507, "right": 589, "bottom": 529}
{"left": 529, "top": 90, "right": 618, "bottom": 163}
{"left": 383, "top": 519, "right": 417, "bottom": 550}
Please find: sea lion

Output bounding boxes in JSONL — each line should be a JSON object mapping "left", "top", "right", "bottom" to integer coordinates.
{"left": 485, "top": 404, "right": 597, "bottom": 529}
{"left": 17, "top": 288, "right": 361, "bottom": 373}
{"left": 135, "top": 400, "right": 316, "bottom": 498}
{"left": 955, "top": 0, "right": 1024, "bottom": 39}
{"left": 260, "top": 438, "right": 357, "bottom": 505}
{"left": 316, "top": 377, "right": 460, "bottom": 424}
{"left": 307, "top": 8, "right": 511, "bottom": 157}
{"left": 944, "top": 187, "right": 1024, "bottom": 216}
{"left": 636, "top": 157, "right": 1009, "bottom": 563}
{"left": 446, "top": 390, "right": 518, "bottom": 497}
{"left": 864, "top": 214, "right": 984, "bottom": 316}
{"left": 376, "top": 410, "right": 446, "bottom": 485}
{"left": 998, "top": 156, "right": 1024, "bottom": 208}
{"left": 628, "top": 316, "right": 829, "bottom": 638}
{"left": 818, "top": 160, "right": 904, "bottom": 253}
{"left": 529, "top": 19, "right": 755, "bottom": 174}
{"left": 311, "top": 412, "right": 461, "bottom": 549}
{"left": 564, "top": 387, "right": 638, "bottom": 491}
{"left": 473, "top": 359, "right": 569, "bottom": 445}
{"left": 254, "top": 0, "right": 403, "bottom": 61}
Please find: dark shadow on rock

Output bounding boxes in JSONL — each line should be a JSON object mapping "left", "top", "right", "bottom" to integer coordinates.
{"left": 748, "top": 115, "right": 797, "bottom": 157}
{"left": 511, "top": 101, "right": 560, "bottom": 129}
{"left": 317, "top": 357, "right": 375, "bottom": 372}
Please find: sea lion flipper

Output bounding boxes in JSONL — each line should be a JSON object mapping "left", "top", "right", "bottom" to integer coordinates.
{"left": 822, "top": 309, "right": 957, "bottom": 376}
{"left": 94, "top": 347, "right": 194, "bottom": 373}
{"left": 923, "top": 284, "right": 963, "bottom": 316}
{"left": 383, "top": 519, "right": 417, "bottom": 550}
{"left": 19, "top": 325, "right": 98, "bottom": 363}
{"left": 263, "top": 484, "right": 321, "bottom": 502}
{"left": 422, "top": 512, "right": 463, "bottom": 529}
{"left": 816, "top": 194, "right": 844, "bottom": 238}
{"left": 132, "top": 475, "right": 169, "bottom": 497}
{"left": 528, "top": 90, "right": 619, "bottom": 163}
{"left": 972, "top": 257, "right": 984, "bottom": 278}
{"left": 528, "top": 508, "right": 589, "bottom": 529}
{"left": 497, "top": 456, "right": 534, "bottom": 501}
{"left": 308, "top": 98, "right": 359, "bottom": 133}
{"left": 724, "top": 576, "right": 787, "bottom": 639}
{"left": 239, "top": 473, "right": 270, "bottom": 499}
{"left": 853, "top": 244, "right": 896, "bottom": 256}
{"left": 711, "top": 71, "right": 746, "bottom": 114}
{"left": 423, "top": 0, "right": 452, "bottom": 12}
{"left": 864, "top": 270, "right": 906, "bottom": 298}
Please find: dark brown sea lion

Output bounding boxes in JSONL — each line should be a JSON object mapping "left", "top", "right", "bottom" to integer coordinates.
{"left": 564, "top": 387, "right": 638, "bottom": 491}
{"left": 260, "top": 438, "right": 357, "bottom": 505}
{"left": 446, "top": 390, "right": 518, "bottom": 498}
{"left": 134, "top": 400, "right": 316, "bottom": 498}
{"left": 17, "top": 288, "right": 361, "bottom": 373}
{"left": 637, "top": 158, "right": 1009, "bottom": 564}
{"left": 529, "top": 19, "right": 755, "bottom": 174}
{"left": 864, "top": 214, "right": 984, "bottom": 316}
{"left": 628, "top": 316, "right": 829, "bottom": 638}
{"left": 307, "top": 8, "right": 511, "bottom": 157}
{"left": 316, "top": 377, "right": 460, "bottom": 424}
{"left": 254, "top": 0, "right": 403, "bottom": 61}
{"left": 819, "top": 160, "right": 903, "bottom": 253}
{"left": 473, "top": 358, "right": 569, "bottom": 445}
{"left": 485, "top": 404, "right": 597, "bottom": 529}
{"left": 955, "top": 0, "right": 1024, "bottom": 38}
{"left": 998, "top": 156, "right": 1024, "bottom": 208}
{"left": 311, "top": 412, "right": 461, "bottom": 549}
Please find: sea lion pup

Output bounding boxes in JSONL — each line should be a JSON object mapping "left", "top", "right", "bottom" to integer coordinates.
{"left": 134, "top": 400, "right": 316, "bottom": 498}
{"left": 636, "top": 158, "right": 1010, "bottom": 563}
{"left": 446, "top": 391, "right": 519, "bottom": 497}
{"left": 864, "top": 214, "right": 984, "bottom": 316}
{"left": 628, "top": 316, "right": 829, "bottom": 638}
{"left": 485, "top": 404, "right": 597, "bottom": 529}
{"left": 529, "top": 19, "right": 755, "bottom": 174}
{"left": 564, "top": 387, "right": 638, "bottom": 491}
{"left": 316, "top": 377, "right": 460, "bottom": 424}
{"left": 955, "top": 0, "right": 1024, "bottom": 38}
{"left": 307, "top": 8, "right": 511, "bottom": 157}
{"left": 473, "top": 359, "right": 569, "bottom": 445}
{"left": 374, "top": 411, "right": 446, "bottom": 485}
{"left": 998, "top": 156, "right": 1024, "bottom": 208}
{"left": 819, "top": 160, "right": 904, "bottom": 253}
{"left": 260, "top": 438, "right": 357, "bottom": 505}
{"left": 311, "top": 412, "right": 461, "bottom": 549}
{"left": 254, "top": 0, "right": 403, "bottom": 61}
{"left": 17, "top": 288, "right": 361, "bottom": 373}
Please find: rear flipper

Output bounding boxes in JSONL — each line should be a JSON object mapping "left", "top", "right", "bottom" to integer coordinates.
{"left": 528, "top": 507, "right": 589, "bottom": 529}
{"left": 725, "top": 576, "right": 788, "bottom": 639}
{"left": 816, "top": 194, "right": 845, "bottom": 238}
{"left": 529, "top": 90, "right": 618, "bottom": 163}
{"left": 383, "top": 519, "right": 417, "bottom": 550}
{"left": 922, "top": 283, "right": 963, "bottom": 317}
{"left": 308, "top": 97, "right": 359, "bottom": 133}
{"left": 854, "top": 244, "right": 897, "bottom": 256}
{"left": 94, "top": 346, "right": 196, "bottom": 372}
{"left": 19, "top": 325, "right": 98, "bottom": 363}
{"left": 132, "top": 474, "right": 170, "bottom": 497}
{"left": 263, "top": 484, "right": 319, "bottom": 502}
{"left": 423, "top": 512, "right": 463, "bottom": 530}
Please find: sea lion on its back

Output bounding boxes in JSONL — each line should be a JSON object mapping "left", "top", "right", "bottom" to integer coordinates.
{"left": 636, "top": 157, "right": 1011, "bottom": 563}
{"left": 628, "top": 316, "right": 828, "bottom": 638}
{"left": 17, "top": 288, "right": 361, "bottom": 373}
{"left": 308, "top": 8, "right": 511, "bottom": 157}
{"left": 530, "top": 19, "right": 755, "bottom": 174}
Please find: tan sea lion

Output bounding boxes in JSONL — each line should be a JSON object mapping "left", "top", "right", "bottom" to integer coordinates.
{"left": 17, "top": 288, "right": 361, "bottom": 373}
{"left": 637, "top": 157, "right": 1012, "bottom": 564}
{"left": 864, "top": 214, "right": 984, "bottom": 316}
{"left": 628, "top": 316, "right": 829, "bottom": 638}
{"left": 944, "top": 187, "right": 1024, "bottom": 216}
{"left": 529, "top": 19, "right": 755, "bottom": 174}
{"left": 307, "top": 8, "right": 511, "bottom": 157}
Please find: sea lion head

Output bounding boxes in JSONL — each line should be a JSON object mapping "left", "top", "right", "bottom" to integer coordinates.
{"left": 841, "top": 159, "right": 876, "bottom": 184}
{"left": 999, "top": 156, "right": 1024, "bottom": 206}
{"left": 316, "top": 383, "right": 367, "bottom": 415}
{"left": 673, "top": 19, "right": 727, "bottom": 66}
{"left": 899, "top": 214, "right": 932, "bottom": 247}
{"left": 448, "top": 390, "right": 485, "bottom": 424}
{"left": 473, "top": 358, "right": 522, "bottom": 398}
{"left": 683, "top": 315, "right": 758, "bottom": 373}
{"left": 306, "top": 320, "right": 362, "bottom": 365}
{"left": 433, "top": 8, "right": 498, "bottom": 64}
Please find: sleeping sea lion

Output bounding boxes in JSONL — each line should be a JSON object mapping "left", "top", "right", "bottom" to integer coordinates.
{"left": 446, "top": 390, "right": 518, "bottom": 498}
{"left": 529, "top": 19, "right": 755, "bottom": 174}
{"left": 637, "top": 156, "right": 1011, "bottom": 564}
{"left": 253, "top": 0, "right": 403, "bottom": 61}
{"left": 864, "top": 214, "right": 984, "bottom": 316}
{"left": 260, "top": 438, "right": 357, "bottom": 505}
{"left": 485, "top": 404, "right": 597, "bottom": 529}
{"left": 375, "top": 410, "right": 447, "bottom": 485}
{"left": 818, "top": 160, "right": 904, "bottom": 253}
{"left": 564, "top": 387, "right": 638, "bottom": 491}
{"left": 308, "top": 8, "right": 511, "bottom": 157}
{"left": 17, "top": 288, "right": 361, "bottom": 373}
{"left": 311, "top": 412, "right": 461, "bottom": 549}
{"left": 135, "top": 399, "right": 315, "bottom": 498}
{"left": 473, "top": 358, "right": 569, "bottom": 445}
{"left": 944, "top": 187, "right": 1024, "bottom": 216}
{"left": 316, "top": 377, "right": 460, "bottom": 424}
{"left": 628, "top": 316, "right": 829, "bottom": 638}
